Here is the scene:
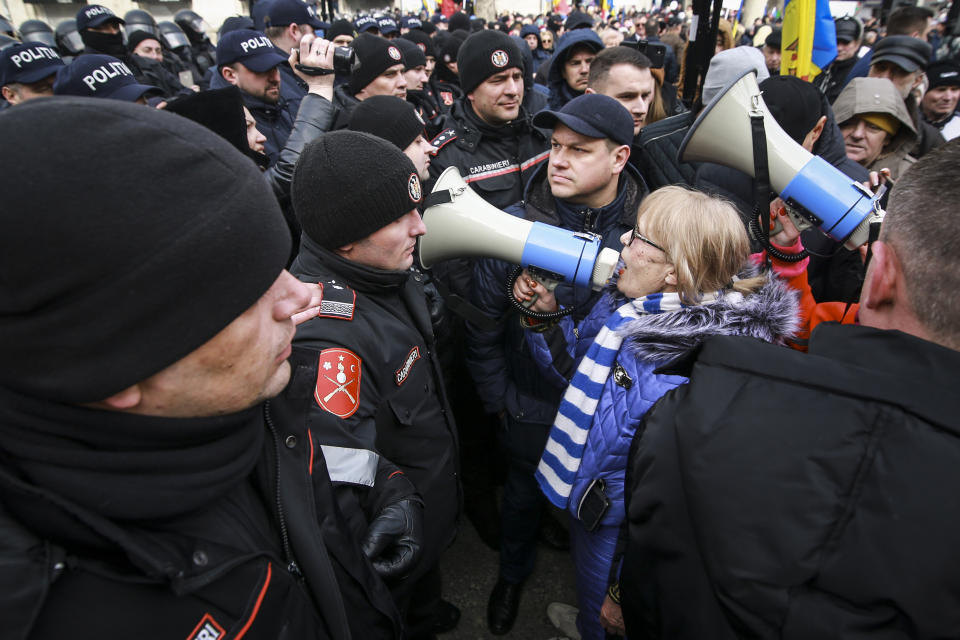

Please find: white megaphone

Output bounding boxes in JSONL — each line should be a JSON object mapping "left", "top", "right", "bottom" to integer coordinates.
{"left": 419, "top": 166, "right": 620, "bottom": 292}
{"left": 679, "top": 69, "right": 882, "bottom": 249}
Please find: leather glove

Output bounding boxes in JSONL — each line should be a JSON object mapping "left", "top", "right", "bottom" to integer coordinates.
{"left": 361, "top": 497, "right": 423, "bottom": 579}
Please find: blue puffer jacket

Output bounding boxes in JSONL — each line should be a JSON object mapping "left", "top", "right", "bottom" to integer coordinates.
{"left": 466, "top": 161, "right": 647, "bottom": 425}
{"left": 546, "top": 29, "right": 603, "bottom": 110}
{"left": 527, "top": 272, "right": 800, "bottom": 527}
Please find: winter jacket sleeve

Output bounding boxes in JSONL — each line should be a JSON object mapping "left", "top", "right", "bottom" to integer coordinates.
{"left": 267, "top": 93, "right": 336, "bottom": 201}
{"left": 465, "top": 257, "right": 513, "bottom": 414}
{"left": 524, "top": 318, "right": 579, "bottom": 389}
{"left": 754, "top": 239, "right": 858, "bottom": 352}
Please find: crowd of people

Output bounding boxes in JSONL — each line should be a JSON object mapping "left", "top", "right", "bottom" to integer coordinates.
{"left": 2, "top": 1, "right": 960, "bottom": 639}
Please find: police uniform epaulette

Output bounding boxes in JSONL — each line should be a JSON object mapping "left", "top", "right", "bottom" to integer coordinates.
{"left": 430, "top": 128, "right": 457, "bottom": 153}
{"left": 317, "top": 279, "right": 356, "bottom": 321}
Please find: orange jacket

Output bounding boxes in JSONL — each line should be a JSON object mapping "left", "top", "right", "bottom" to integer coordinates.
{"left": 753, "top": 240, "right": 858, "bottom": 351}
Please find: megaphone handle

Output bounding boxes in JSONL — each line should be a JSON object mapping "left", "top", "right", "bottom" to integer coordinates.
{"left": 521, "top": 275, "right": 560, "bottom": 309}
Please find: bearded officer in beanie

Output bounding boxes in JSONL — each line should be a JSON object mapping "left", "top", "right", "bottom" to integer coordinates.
{"left": 275, "top": 131, "right": 461, "bottom": 638}
{"left": 331, "top": 33, "right": 408, "bottom": 128}
{"left": 0, "top": 98, "right": 422, "bottom": 639}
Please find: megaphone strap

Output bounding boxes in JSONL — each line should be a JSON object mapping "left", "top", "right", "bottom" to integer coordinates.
{"left": 423, "top": 189, "right": 453, "bottom": 210}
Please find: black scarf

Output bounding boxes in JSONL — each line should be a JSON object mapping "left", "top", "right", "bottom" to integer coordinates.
{"left": 0, "top": 386, "right": 264, "bottom": 527}
{"left": 81, "top": 29, "right": 128, "bottom": 58}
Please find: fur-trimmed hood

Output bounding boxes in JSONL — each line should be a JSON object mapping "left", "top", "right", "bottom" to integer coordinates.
{"left": 619, "top": 268, "right": 799, "bottom": 363}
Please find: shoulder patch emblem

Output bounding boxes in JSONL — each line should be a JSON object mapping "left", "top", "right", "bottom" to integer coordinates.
{"left": 317, "top": 280, "right": 356, "bottom": 320}
{"left": 490, "top": 49, "right": 509, "bottom": 67}
{"left": 186, "top": 614, "right": 225, "bottom": 640}
{"left": 439, "top": 90, "right": 454, "bottom": 106}
{"left": 315, "top": 348, "right": 362, "bottom": 418}
{"left": 430, "top": 127, "right": 457, "bottom": 153}
{"left": 395, "top": 346, "right": 421, "bottom": 386}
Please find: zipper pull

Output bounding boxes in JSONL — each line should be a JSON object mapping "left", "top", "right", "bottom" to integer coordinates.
{"left": 287, "top": 560, "right": 302, "bottom": 577}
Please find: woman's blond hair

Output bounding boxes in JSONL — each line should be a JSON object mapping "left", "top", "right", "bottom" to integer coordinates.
{"left": 636, "top": 186, "right": 765, "bottom": 304}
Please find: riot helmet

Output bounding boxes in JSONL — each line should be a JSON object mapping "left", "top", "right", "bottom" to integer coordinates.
{"left": 158, "top": 21, "right": 190, "bottom": 51}
{"left": 55, "top": 20, "right": 84, "bottom": 57}
{"left": 19, "top": 20, "right": 55, "bottom": 48}
{"left": 124, "top": 10, "right": 159, "bottom": 38}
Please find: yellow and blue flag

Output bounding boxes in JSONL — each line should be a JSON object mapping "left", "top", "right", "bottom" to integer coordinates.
{"left": 781, "top": 0, "right": 837, "bottom": 81}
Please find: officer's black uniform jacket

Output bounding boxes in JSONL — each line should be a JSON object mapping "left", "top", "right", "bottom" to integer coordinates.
{"left": 427, "top": 98, "right": 550, "bottom": 211}
{"left": 284, "top": 238, "right": 460, "bottom": 576}
{"left": 621, "top": 324, "right": 960, "bottom": 638}
{"left": 0, "top": 387, "right": 403, "bottom": 639}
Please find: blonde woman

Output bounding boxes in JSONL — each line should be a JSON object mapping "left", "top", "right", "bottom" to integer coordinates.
{"left": 514, "top": 186, "right": 798, "bottom": 640}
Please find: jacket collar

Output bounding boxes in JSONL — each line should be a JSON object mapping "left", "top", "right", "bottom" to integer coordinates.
{"left": 291, "top": 233, "right": 410, "bottom": 295}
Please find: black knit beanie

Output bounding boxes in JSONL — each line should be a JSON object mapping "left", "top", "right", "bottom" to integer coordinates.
{"left": 349, "top": 33, "right": 405, "bottom": 95}
{"left": 127, "top": 30, "right": 160, "bottom": 55}
{"left": 292, "top": 131, "right": 423, "bottom": 250}
{"left": 448, "top": 12, "right": 470, "bottom": 33}
{"left": 440, "top": 30, "right": 467, "bottom": 67}
{"left": 0, "top": 97, "right": 291, "bottom": 403}
{"left": 348, "top": 95, "right": 425, "bottom": 150}
{"left": 394, "top": 37, "right": 426, "bottom": 69}
{"left": 457, "top": 30, "right": 524, "bottom": 95}
{"left": 326, "top": 18, "right": 355, "bottom": 42}
{"left": 400, "top": 29, "right": 436, "bottom": 59}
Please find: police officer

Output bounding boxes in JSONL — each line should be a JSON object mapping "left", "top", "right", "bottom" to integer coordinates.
{"left": 263, "top": 0, "right": 327, "bottom": 115}
{"left": 428, "top": 30, "right": 549, "bottom": 210}
{"left": 75, "top": 4, "right": 128, "bottom": 59}
{"left": 0, "top": 41, "right": 63, "bottom": 105}
{"left": 0, "top": 97, "right": 419, "bottom": 639}
{"left": 53, "top": 54, "right": 161, "bottom": 104}
{"left": 331, "top": 33, "right": 408, "bottom": 127}
{"left": 215, "top": 29, "right": 297, "bottom": 165}
{"left": 280, "top": 131, "right": 461, "bottom": 638}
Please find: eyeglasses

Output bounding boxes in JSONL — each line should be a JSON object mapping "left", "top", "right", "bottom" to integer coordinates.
{"left": 627, "top": 228, "right": 667, "bottom": 254}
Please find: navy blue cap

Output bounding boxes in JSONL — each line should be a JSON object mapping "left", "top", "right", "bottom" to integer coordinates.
{"left": 533, "top": 93, "right": 634, "bottom": 146}
{"left": 53, "top": 54, "right": 159, "bottom": 102}
{"left": 216, "top": 30, "right": 288, "bottom": 72}
{"left": 264, "top": 0, "right": 325, "bottom": 30}
{"left": 76, "top": 5, "right": 125, "bottom": 31}
{"left": 378, "top": 16, "right": 399, "bottom": 35}
{"left": 402, "top": 17, "right": 423, "bottom": 30}
{"left": 0, "top": 42, "right": 63, "bottom": 86}
{"left": 355, "top": 16, "right": 379, "bottom": 33}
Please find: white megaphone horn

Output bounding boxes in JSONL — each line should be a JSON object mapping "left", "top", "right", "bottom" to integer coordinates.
{"left": 419, "top": 167, "right": 620, "bottom": 292}
{"left": 679, "top": 69, "right": 882, "bottom": 249}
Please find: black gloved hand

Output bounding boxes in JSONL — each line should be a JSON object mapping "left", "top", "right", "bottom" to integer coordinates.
{"left": 361, "top": 497, "right": 423, "bottom": 579}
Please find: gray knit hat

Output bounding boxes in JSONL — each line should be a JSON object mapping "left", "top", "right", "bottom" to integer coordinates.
{"left": 292, "top": 131, "right": 423, "bottom": 249}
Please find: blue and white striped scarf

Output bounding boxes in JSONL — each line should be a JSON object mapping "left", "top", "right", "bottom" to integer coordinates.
{"left": 535, "top": 291, "right": 717, "bottom": 508}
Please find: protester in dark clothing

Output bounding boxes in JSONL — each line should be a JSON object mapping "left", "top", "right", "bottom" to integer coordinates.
{"left": 621, "top": 140, "right": 960, "bottom": 640}
{"left": 842, "top": 5, "right": 935, "bottom": 90}
{"left": 867, "top": 35, "right": 944, "bottom": 158}
{"left": 644, "top": 18, "right": 679, "bottom": 84}
{"left": 521, "top": 24, "right": 551, "bottom": 66}
{"left": 547, "top": 29, "right": 604, "bottom": 109}
{"left": 468, "top": 94, "right": 644, "bottom": 637}
{"left": 283, "top": 131, "right": 461, "bottom": 639}
{"left": 0, "top": 96, "right": 417, "bottom": 640}
{"left": 263, "top": 0, "right": 327, "bottom": 116}
{"left": 921, "top": 60, "right": 960, "bottom": 140}
{"left": 814, "top": 16, "right": 863, "bottom": 104}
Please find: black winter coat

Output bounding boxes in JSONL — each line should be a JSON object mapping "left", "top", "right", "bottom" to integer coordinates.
{"left": 427, "top": 99, "right": 550, "bottom": 211}
{"left": 286, "top": 240, "right": 460, "bottom": 578}
{"left": 0, "top": 389, "right": 402, "bottom": 639}
{"left": 622, "top": 324, "right": 960, "bottom": 638}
